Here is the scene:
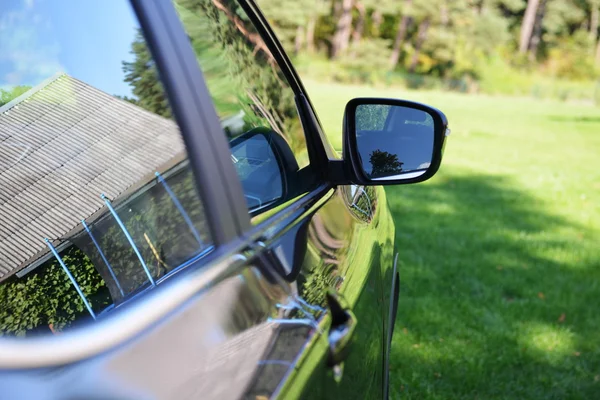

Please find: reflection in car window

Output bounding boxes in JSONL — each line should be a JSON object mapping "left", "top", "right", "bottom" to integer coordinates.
{"left": 231, "top": 132, "right": 283, "bottom": 211}
{"left": 174, "top": 0, "right": 315, "bottom": 216}
{"left": 0, "top": 1, "right": 212, "bottom": 335}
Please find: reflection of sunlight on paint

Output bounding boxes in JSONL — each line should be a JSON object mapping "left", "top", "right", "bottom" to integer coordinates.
{"left": 521, "top": 322, "right": 575, "bottom": 364}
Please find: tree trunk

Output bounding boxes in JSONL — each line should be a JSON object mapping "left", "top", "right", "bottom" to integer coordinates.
{"left": 351, "top": 1, "right": 366, "bottom": 46}
{"left": 389, "top": 0, "right": 413, "bottom": 69}
{"left": 475, "top": 0, "right": 484, "bottom": 15}
{"left": 306, "top": 16, "right": 316, "bottom": 53}
{"left": 409, "top": 18, "right": 430, "bottom": 72}
{"left": 441, "top": 1, "right": 449, "bottom": 26}
{"left": 591, "top": 5, "right": 599, "bottom": 45}
{"left": 372, "top": 9, "right": 383, "bottom": 36}
{"left": 595, "top": 35, "right": 600, "bottom": 65}
{"left": 332, "top": 0, "right": 341, "bottom": 16}
{"left": 294, "top": 25, "right": 304, "bottom": 55}
{"left": 528, "top": 0, "right": 546, "bottom": 61}
{"left": 211, "top": 0, "right": 275, "bottom": 64}
{"left": 331, "top": 0, "right": 354, "bottom": 58}
{"left": 519, "top": 0, "right": 541, "bottom": 54}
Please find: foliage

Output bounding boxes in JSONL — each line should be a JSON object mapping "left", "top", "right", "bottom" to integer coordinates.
{"left": 174, "top": 0, "right": 308, "bottom": 158}
{"left": 0, "top": 247, "right": 110, "bottom": 336}
{"left": 369, "top": 150, "right": 404, "bottom": 177}
{"left": 355, "top": 104, "right": 391, "bottom": 130}
{"left": 122, "top": 32, "right": 172, "bottom": 119}
{"left": 259, "top": 0, "right": 600, "bottom": 98}
{"left": 258, "top": 0, "right": 327, "bottom": 52}
{"left": 337, "top": 39, "right": 393, "bottom": 83}
{"left": 545, "top": 30, "right": 597, "bottom": 79}
{"left": 0, "top": 85, "right": 31, "bottom": 107}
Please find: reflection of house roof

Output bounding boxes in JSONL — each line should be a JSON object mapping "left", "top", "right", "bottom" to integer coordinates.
{"left": 0, "top": 73, "right": 184, "bottom": 282}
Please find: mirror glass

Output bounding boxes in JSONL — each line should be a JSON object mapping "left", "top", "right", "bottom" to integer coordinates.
{"left": 230, "top": 133, "right": 284, "bottom": 211}
{"left": 354, "top": 104, "right": 435, "bottom": 180}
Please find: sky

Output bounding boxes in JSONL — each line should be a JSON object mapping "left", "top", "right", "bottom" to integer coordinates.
{"left": 0, "top": 0, "right": 140, "bottom": 97}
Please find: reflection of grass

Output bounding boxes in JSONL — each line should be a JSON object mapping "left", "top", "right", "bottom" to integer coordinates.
{"left": 308, "top": 80, "right": 600, "bottom": 398}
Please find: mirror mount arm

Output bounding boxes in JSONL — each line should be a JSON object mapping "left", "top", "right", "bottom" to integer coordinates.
{"left": 325, "top": 159, "right": 353, "bottom": 186}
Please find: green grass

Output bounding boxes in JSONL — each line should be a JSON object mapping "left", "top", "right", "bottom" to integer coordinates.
{"left": 305, "top": 80, "right": 600, "bottom": 399}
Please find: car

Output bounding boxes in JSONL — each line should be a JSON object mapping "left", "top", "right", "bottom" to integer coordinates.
{"left": 0, "top": 0, "right": 448, "bottom": 398}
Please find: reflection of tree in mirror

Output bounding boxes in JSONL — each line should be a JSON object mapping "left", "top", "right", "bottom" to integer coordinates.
{"left": 355, "top": 104, "right": 390, "bottom": 131}
{"left": 369, "top": 150, "right": 403, "bottom": 178}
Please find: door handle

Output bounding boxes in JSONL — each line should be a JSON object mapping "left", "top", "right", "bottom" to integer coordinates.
{"left": 325, "top": 290, "right": 357, "bottom": 382}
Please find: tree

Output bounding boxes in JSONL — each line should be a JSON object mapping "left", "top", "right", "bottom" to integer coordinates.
{"left": 389, "top": 0, "right": 413, "bottom": 68}
{"left": 0, "top": 246, "right": 110, "bottom": 336}
{"left": 254, "top": 0, "right": 600, "bottom": 83}
{"left": 331, "top": 0, "right": 354, "bottom": 58}
{"left": 256, "top": 0, "right": 321, "bottom": 54}
{"left": 519, "top": 0, "right": 541, "bottom": 54}
{"left": 369, "top": 150, "right": 403, "bottom": 178}
{"left": 0, "top": 86, "right": 31, "bottom": 107}
{"left": 528, "top": 0, "right": 548, "bottom": 60}
{"left": 122, "top": 32, "right": 172, "bottom": 119}
{"left": 173, "top": 0, "right": 308, "bottom": 155}
{"left": 351, "top": 1, "right": 367, "bottom": 46}
{"left": 409, "top": 17, "right": 431, "bottom": 72}
{"left": 590, "top": 0, "right": 599, "bottom": 44}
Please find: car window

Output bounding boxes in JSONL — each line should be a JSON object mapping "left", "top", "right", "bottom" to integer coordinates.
{"left": 0, "top": 1, "right": 212, "bottom": 335}
{"left": 173, "top": 0, "right": 317, "bottom": 218}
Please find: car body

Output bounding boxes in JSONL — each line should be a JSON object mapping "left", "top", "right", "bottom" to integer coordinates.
{"left": 0, "top": 0, "right": 447, "bottom": 398}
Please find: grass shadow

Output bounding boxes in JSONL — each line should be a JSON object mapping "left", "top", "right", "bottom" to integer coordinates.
{"left": 548, "top": 116, "right": 600, "bottom": 123}
{"left": 386, "top": 171, "right": 600, "bottom": 399}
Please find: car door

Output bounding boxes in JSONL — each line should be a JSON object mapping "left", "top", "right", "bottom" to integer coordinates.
{"left": 0, "top": 0, "right": 396, "bottom": 399}
{"left": 166, "top": 0, "right": 394, "bottom": 397}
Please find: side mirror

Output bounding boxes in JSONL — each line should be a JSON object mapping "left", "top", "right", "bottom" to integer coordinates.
{"left": 343, "top": 98, "right": 449, "bottom": 185}
{"left": 229, "top": 127, "right": 299, "bottom": 213}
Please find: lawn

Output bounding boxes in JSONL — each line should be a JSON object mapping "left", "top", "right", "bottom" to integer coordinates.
{"left": 305, "top": 80, "right": 600, "bottom": 399}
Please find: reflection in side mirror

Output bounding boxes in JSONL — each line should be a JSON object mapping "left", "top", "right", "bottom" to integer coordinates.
{"left": 355, "top": 104, "right": 434, "bottom": 181}
{"left": 344, "top": 98, "right": 448, "bottom": 185}
{"left": 229, "top": 127, "right": 301, "bottom": 214}
{"left": 230, "top": 132, "right": 284, "bottom": 211}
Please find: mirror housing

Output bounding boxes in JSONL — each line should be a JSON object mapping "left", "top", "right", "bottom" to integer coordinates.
{"left": 341, "top": 97, "right": 449, "bottom": 185}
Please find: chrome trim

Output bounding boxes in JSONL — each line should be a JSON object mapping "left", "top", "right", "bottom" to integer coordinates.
{"left": 0, "top": 254, "right": 247, "bottom": 369}
{"left": 270, "top": 314, "right": 329, "bottom": 399}
{"left": 155, "top": 245, "right": 215, "bottom": 284}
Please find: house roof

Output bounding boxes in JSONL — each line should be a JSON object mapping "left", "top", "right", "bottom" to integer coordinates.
{"left": 0, "top": 73, "right": 184, "bottom": 282}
